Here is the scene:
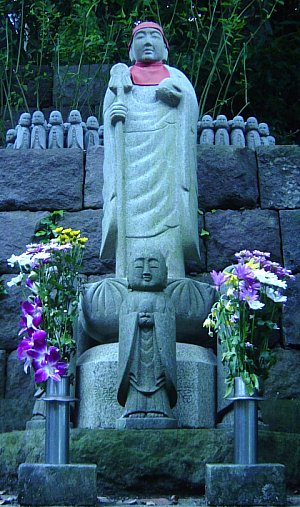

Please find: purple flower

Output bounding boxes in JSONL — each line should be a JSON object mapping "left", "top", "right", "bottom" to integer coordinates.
{"left": 19, "top": 298, "right": 43, "bottom": 335}
{"left": 210, "top": 270, "right": 229, "bottom": 290}
{"left": 17, "top": 329, "right": 47, "bottom": 373}
{"left": 234, "top": 263, "right": 256, "bottom": 283}
{"left": 34, "top": 346, "right": 68, "bottom": 383}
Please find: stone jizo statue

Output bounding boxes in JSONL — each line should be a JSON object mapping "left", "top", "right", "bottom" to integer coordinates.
{"left": 246, "top": 116, "right": 261, "bottom": 149}
{"left": 199, "top": 114, "right": 214, "bottom": 145}
{"left": 14, "top": 112, "right": 31, "bottom": 149}
{"left": 65, "top": 109, "right": 86, "bottom": 149}
{"left": 30, "top": 111, "right": 47, "bottom": 149}
{"left": 101, "top": 21, "right": 200, "bottom": 279}
{"left": 267, "top": 135, "right": 276, "bottom": 146}
{"left": 5, "top": 129, "right": 16, "bottom": 149}
{"left": 258, "top": 122, "right": 270, "bottom": 145}
{"left": 230, "top": 115, "right": 245, "bottom": 147}
{"left": 84, "top": 116, "right": 101, "bottom": 150}
{"left": 48, "top": 110, "right": 64, "bottom": 149}
{"left": 214, "top": 114, "right": 230, "bottom": 145}
{"left": 117, "top": 251, "right": 177, "bottom": 428}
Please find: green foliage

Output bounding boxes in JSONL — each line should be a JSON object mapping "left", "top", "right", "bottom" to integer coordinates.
{"left": 0, "top": 0, "right": 298, "bottom": 144}
{"left": 34, "top": 210, "right": 64, "bottom": 243}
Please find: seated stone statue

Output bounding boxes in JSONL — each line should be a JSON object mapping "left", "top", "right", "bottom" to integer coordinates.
{"left": 5, "top": 129, "right": 16, "bottom": 149}
{"left": 14, "top": 112, "right": 31, "bottom": 149}
{"left": 48, "top": 110, "right": 65, "bottom": 149}
{"left": 117, "top": 251, "right": 177, "bottom": 428}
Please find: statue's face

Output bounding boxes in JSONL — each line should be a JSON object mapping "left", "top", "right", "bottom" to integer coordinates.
{"left": 216, "top": 115, "right": 228, "bottom": 127}
{"left": 247, "top": 117, "right": 258, "bottom": 129}
{"left": 87, "top": 116, "right": 99, "bottom": 129}
{"left": 20, "top": 113, "right": 31, "bottom": 127}
{"left": 69, "top": 110, "right": 82, "bottom": 123}
{"left": 32, "top": 111, "right": 44, "bottom": 125}
{"left": 268, "top": 136, "right": 275, "bottom": 145}
{"left": 49, "top": 111, "right": 62, "bottom": 125}
{"left": 201, "top": 115, "right": 213, "bottom": 127}
{"left": 258, "top": 123, "right": 269, "bottom": 136}
{"left": 6, "top": 129, "right": 15, "bottom": 142}
{"left": 128, "top": 253, "right": 167, "bottom": 291}
{"left": 233, "top": 116, "right": 244, "bottom": 128}
{"left": 131, "top": 28, "right": 166, "bottom": 63}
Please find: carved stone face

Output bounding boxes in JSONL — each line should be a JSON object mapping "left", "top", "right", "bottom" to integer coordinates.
{"left": 6, "top": 129, "right": 16, "bottom": 142}
{"left": 86, "top": 116, "right": 99, "bottom": 130}
{"left": 128, "top": 252, "right": 167, "bottom": 291}
{"left": 232, "top": 116, "right": 245, "bottom": 128}
{"left": 246, "top": 117, "right": 258, "bottom": 129}
{"left": 49, "top": 111, "right": 63, "bottom": 125}
{"left": 69, "top": 110, "right": 82, "bottom": 124}
{"left": 32, "top": 111, "right": 45, "bottom": 125}
{"left": 215, "top": 115, "right": 228, "bottom": 128}
{"left": 131, "top": 28, "right": 167, "bottom": 63}
{"left": 19, "top": 113, "right": 31, "bottom": 127}
{"left": 258, "top": 123, "right": 269, "bottom": 136}
{"left": 201, "top": 115, "right": 213, "bottom": 127}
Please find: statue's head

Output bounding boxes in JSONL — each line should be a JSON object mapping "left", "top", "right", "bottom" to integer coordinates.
{"left": 19, "top": 112, "right": 31, "bottom": 127}
{"left": 68, "top": 109, "right": 82, "bottom": 124}
{"left": 86, "top": 116, "right": 99, "bottom": 130}
{"left": 6, "top": 129, "right": 16, "bottom": 142}
{"left": 128, "top": 251, "right": 168, "bottom": 292}
{"left": 49, "top": 110, "right": 63, "bottom": 125}
{"left": 258, "top": 122, "right": 269, "bottom": 136}
{"left": 215, "top": 114, "right": 228, "bottom": 128}
{"left": 232, "top": 115, "right": 245, "bottom": 129}
{"left": 32, "top": 111, "right": 45, "bottom": 125}
{"left": 246, "top": 117, "right": 258, "bottom": 130}
{"left": 129, "top": 22, "right": 169, "bottom": 64}
{"left": 268, "top": 135, "right": 275, "bottom": 145}
{"left": 201, "top": 115, "right": 213, "bottom": 128}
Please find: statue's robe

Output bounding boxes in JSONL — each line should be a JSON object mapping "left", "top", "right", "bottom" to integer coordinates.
{"left": 117, "top": 290, "right": 177, "bottom": 416}
{"left": 48, "top": 125, "right": 64, "bottom": 149}
{"left": 101, "top": 65, "right": 200, "bottom": 279}
{"left": 31, "top": 125, "right": 47, "bottom": 149}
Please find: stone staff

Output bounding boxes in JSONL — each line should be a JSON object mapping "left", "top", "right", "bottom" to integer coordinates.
{"left": 108, "top": 63, "right": 133, "bottom": 278}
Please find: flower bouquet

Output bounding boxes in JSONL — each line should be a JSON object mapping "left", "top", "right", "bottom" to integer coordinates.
{"left": 7, "top": 227, "right": 88, "bottom": 385}
{"left": 204, "top": 250, "right": 294, "bottom": 396}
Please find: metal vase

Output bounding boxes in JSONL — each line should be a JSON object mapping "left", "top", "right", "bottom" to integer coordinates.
{"left": 44, "top": 375, "right": 72, "bottom": 464}
{"left": 232, "top": 376, "right": 260, "bottom": 465}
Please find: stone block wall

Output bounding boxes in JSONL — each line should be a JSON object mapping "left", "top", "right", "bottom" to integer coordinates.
{"left": 0, "top": 144, "right": 299, "bottom": 432}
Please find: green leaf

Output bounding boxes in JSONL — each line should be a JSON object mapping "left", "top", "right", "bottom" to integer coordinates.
{"left": 200, "top": 228, "right": 210, "bottom": 237}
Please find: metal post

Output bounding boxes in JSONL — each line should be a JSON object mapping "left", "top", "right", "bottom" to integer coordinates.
{"left": 44, "top": 376, "right": 73, "bottom": 464}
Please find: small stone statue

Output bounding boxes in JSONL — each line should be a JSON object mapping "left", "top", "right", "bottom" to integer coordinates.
{"left": 14, "top": 112, "right": 31, "bottom": 149}
{"left": 65, "top": 109, "right": 86, "bottom": 149}
{"left": 267, "top": 135, "right": 276, "bottom": 146}
{"left": 230, "top": 115, "right": 246, "bottom": 147}
{"left": 30, "top": 111, "right": 47, "bottom": 149}
{"left": 84, "top": 116, "right": 101, "bottom": 150}
{"left": 199, "top": 114, "right": 214, "bottom": 145}
{"left": 214, "top": 114, "right": 230, "bottom": 145}
{"left": 48, "top": 110, "right": 64, "bottom": 149}
{"left": 246, "top": 116, "right": 261, "bottom": 149}
{"left": 258, "top": 122, "right": 270, "bottom": 145}
{"left": 5, "top": 129, "right": 16, "bottom": 149}
{"left": 117, "top": 251, "right": 177, "bottom": 428}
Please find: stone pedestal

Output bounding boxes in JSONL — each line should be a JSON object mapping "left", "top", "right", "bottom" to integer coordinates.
{"left": 76, "top": 342, "right": 216, "bottom": 429}
{"left": 18, "top": 463, "right": 97, "bottom": 506}
{"left": 205, "top": 463, "right": 286, "bottom": 506}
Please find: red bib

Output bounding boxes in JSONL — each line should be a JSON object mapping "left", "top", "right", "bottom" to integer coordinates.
{"left": 130, "top": 62, "right": 170, "bottom": 86}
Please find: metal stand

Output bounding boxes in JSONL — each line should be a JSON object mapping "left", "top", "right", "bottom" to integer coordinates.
{"left": 44, "top": 376, "right": 75, "bottom": 464}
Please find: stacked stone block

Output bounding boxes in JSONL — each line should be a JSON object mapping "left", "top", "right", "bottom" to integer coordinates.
{"left": 0, "top": 144, "right": 299, "bottom": 432}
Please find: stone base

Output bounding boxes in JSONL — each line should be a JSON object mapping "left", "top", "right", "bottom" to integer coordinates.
{"left": 76, "top": 342, "right": 216, "bottom": 429}
{"left": 116, "top": 416, "right": 177, "bottom": 430}
{"left": 18, "top": 463, "right": 97, "bottom": 506}
{"left": 205, "top": 463, "right": 286, "bottom": 505}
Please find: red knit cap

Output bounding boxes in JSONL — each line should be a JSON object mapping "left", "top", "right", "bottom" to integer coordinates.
{"left": 128, "top": 22, "right": 169, "bottom": 50}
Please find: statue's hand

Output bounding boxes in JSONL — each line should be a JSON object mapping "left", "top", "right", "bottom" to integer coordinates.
{"left": 110, "top": 102, "right": 128, "bottom": 126}
{"left": 138, "top": 312, "right": 154, "bottom": 328}
{"left": 156, "top": 78, "right": 182, "bottom": 107}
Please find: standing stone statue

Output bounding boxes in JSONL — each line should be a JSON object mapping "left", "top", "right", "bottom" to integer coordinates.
{"left": 5, "top": 129, "right": 16, "bottom": 149}
{"left": 117, "top": 251, "right": 177, "bottom": 429}
{"left": 258, "top": 122, "right": 270, "bottom": 145}
{"left": 101, "top": 21, "right": 200, "bottom": 279}
{"left": 30, "top": 111, "right": 47, "bottom": 149}
{"left": 214, "top": 114, "right": 230, "bottom": 145}
{"left": 230, "top": 115, "right": 246, "bottom": 147}
{"left": 14, "top": 112, "right": 31, "bottom": 149}
{"left": 48, "top": 110, "right": 64, "bottom": 149}
{"left": 199, "top": 114, "right": 214, "bottom": 145}
{"left": 267, "top": 135, "right": 276, "bottom": 146}
{"left": 84, "top": 116, "right": 101, "bottom": 150}
{"left": 65, "top": 109, "right": 86, "bottom": 149}
{"left": 246, "top": 116, "right": 261, "bottom": 149}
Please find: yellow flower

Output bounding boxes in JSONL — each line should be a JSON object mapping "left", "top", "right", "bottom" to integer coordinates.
{"left": 62, "top": 228, "right": 72, "bottom": 234}
{"left": 78, "top": 237, "right": 88, "bottom": 244}
{"left": 70, "top": 230, "right": 80, "bottom": 236}
{"left": 53, "top": 226, "right": 63, "bottom": 233}
{"left": 246, "top": 258, "right": 259, "bottom": 270}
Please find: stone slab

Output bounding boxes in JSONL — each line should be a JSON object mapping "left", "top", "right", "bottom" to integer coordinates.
{"left": 257, "top": 145, "right": 300, "bottom": 209}
{"left": 84, "top": 145, "right": 104, "bottom": 209}
{"left": 0, "top": 274, "right": 24, "bottom": 350}
{"left": 260, "top": 400, "right": 300, "bottom": 434}
{"left": 76, "top": 342, "right": 216, "bottom": 429}
{"left": 280, "top": 210, "right": 300, "bottom": 273}
{"left": 0, "top": 150, "right": 84, "bottom": 211}
{"left": 205, "top": 209, "right": 282, "bottom": 272}
{"left": 197, "top": 146, "right": 258, "bottom": 211}
{"left": 282, "top": 274, "right": 300, "bottom": 346}
{"left": 0, "top": 350, "right": 6, "bottom": 398}
{"left": 264, "top": 348, "right": 300, "bottom": 399}
{"left": 0, "top": 399, "right": 35, "bottom": 432}
{"left": 18, "top": 463, "right": 97, "bottom": 506}
{"left": 116, "top": 417, "right": 178, "bottom": 430}
{"left": 205, "top": 463, "right": 286, "bottom": 505}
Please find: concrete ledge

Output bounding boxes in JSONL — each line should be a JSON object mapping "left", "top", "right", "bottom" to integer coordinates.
{"left": 205, "top": 463, "right": 286, "bottom": 505}
{"left": 18, "top": 463, "right": 97, "bottom": 506}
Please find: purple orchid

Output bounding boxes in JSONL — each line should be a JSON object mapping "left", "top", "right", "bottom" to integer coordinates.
{"left": 17, "top": 329, "right": 47, "bottom": 373}
{"left": 19, "top": 297, "right": 43, "bottom": 335}
{"left": 210, "top": 270, "right": 229, "bottom": 290}
{"left": 34, "top": 346, "right": 68, "bottom": 383}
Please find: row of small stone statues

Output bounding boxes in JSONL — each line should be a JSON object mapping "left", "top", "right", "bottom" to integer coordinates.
{"left": 198, "top": 114, "right": 276, "bottom": 148}
{"left": 5, "top": 109, "right": 275, "bottom": 150}
{"left": 5, "top": 110, "right": 103, "bottom": 150}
